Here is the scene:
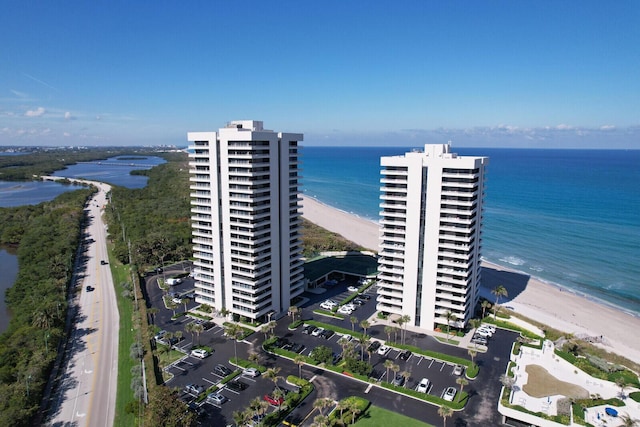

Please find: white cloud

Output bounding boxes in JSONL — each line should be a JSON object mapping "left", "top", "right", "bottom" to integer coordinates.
{"left": 24, "top": 107, "right": 45, "bottom": 117}
{"left": 64, "top": 111, "right": 76, "bottom": 120}
{"left": 600, "top": 125, "right": 615, "bottom": 131}
{"left": 10, "top": 89, "right": 28, "bottom": 98}
{"left": 63, "top": 132, "right": 71, "bottom": 137}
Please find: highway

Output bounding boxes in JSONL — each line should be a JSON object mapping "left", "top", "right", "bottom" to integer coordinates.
{"left": 46, "top": 180, "right": 119, "bottom": 427}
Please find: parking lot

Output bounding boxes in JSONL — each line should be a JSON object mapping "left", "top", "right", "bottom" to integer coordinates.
{"left": 145, "top": 267, "right": 517, "bottom": 426}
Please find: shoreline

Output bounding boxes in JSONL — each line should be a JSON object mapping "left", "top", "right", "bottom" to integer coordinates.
{"left": 301, "top": 194, "right": 640, "bottom": 364}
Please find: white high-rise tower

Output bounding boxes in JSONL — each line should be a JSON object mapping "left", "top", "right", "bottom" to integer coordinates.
{"left": 187, "top": 120, "right": 304, "bottom": 321}
{"left": 377, "top": 143, "right": 488, "bottom": 330}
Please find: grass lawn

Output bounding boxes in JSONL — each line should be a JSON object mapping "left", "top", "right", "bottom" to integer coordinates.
{"left": 111, "top": 262, "right": 136, "bottom": 427}
{"left": 354, "top": 405, "right": 435, "bottom": 427}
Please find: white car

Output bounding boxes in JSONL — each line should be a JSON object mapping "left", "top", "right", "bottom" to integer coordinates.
{"left": 311, "top": 327, "right": 325, "bottom": 337}
{"left": 242, "top": 367, "right": 260, "bottom": 377}
{"left": 416, "top": 377, "right": 430, "bottom": 393}
{"left": 347, "top": 286, "right": 359, "bottom": 292}
{"left": 475, "top": 329, "right": 492, "bottom": 338}
{"left": 320, "top": 302, "right": 336, "bottom": 310}
{"left": 443, "top": 386, "right": 457, "bottom": 401}
{"left": 191, "top": 348, "right": 210, "bottom": 359}
{"left": 338, "top": 334, "right": 352, "bottom": 344}
{"left": 337, "top": 306, "right": 353, "bottom": 314}
{"left": 377, "top": 345, "right": 391, "bottom": 356}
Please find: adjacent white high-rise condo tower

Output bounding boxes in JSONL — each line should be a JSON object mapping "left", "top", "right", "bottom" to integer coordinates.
{"left": 377, "top": 143, "right": 488, "bottom": 330}
{"left": 187, "top": 120, "right": 304, "bottom": 321}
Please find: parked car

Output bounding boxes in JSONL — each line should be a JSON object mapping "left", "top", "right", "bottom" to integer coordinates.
{"left": 475, "top": 328, "right": 493, "bottom": 338}
{"left": 352, "top": 298, "right": 366, "bottom": 306}
{"left": 290, "top": 343, "right": 305, "bottom": 354}
{"left": 416, "top": 378, "right": 430, "bottom": 393}
{"left": 443, "top": 386, "right": 457, "bottom": 401}
{"left": 264, "top": 390, "right": 286, "bottom": 406}
{"left": 185, "top": 384, "right": 205, "bottom": 395}
{"left": 398, "top": 349, "right": 412, "bottom": 361}
{"left": 392, "top": 373, "right": 405, "bottom": 386}
{"left": 337, "top": 305, "right": 354, "bottom": 315}
{"left": 214, "top": 364, "right": 232, "bottom": 377}
{"left": 377, "top": 345, "right": 391, "bottom": 356}
{"left": 332, "top": 352, "right": 342, "bottom": 364}
{"left": 154, "top": 330, "right": 167, "bottom": 341}
{"left": 206, "top": 392, "right": 228, "bottom": 405}
{"left": 319, "top": 329, "right": 334, "bottom": 339}
{"left": 472, "top": 336, "right": 488, "bottom": 345}
{"left": 302, "top": 325, "right": 316, "bottom": 335}
{"left": 320, "top": 301, "right": 336, "bottom": 310}
{"left": 367, "top": 341, "right": 381, "bottom": 352}
{"left": 226, "top": 380, "right": 248, "bottom": 392}
{"left": 338, "top": 334, "right": 352, "bottom": 344}
{"left": 358, "top": 294, "right": 371, "bottom": 300}
{"left": 243, "top": 367, "right": 261, "bottom": 377}
{"left": 190, "top": 348, "right": 210, "bottom": 359}
{"left": 311, "top": 327, "right": 325, "bottom": 337}
{"left": 453, "top": 365, "right": 464, "bottom": 376}
{"left": 347, "top": 285, "right": 359, "bottom": 292}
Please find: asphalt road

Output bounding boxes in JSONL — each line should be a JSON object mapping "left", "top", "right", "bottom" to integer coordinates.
{"left": 47, "top": 181, "right": 119, "bottom": 427}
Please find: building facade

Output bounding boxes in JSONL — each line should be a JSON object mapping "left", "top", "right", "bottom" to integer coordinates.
{"left": 377, "top": 143, "right": 488, "bottom": 330}
{"left": 187, "top": 120, "right": 304, "bottom": 321}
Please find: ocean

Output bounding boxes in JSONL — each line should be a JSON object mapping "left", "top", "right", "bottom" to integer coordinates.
{"left": 300, "top": 146, "right": 640, "bottom": 316}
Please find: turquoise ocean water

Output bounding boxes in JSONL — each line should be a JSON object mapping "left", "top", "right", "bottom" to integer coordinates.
{"left": 301, "top": 146, "right": 640, "bottom": 316}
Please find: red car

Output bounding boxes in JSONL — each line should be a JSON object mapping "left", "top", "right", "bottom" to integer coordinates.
{"left": 264, "top": 393, "right": 284, "bottom": 406}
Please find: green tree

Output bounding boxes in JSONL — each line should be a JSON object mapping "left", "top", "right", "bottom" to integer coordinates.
{"left": 491, "top": 285, "right": 508, "bottom": 319}
{"left": 438, "top": 405, "right": 453, "bottom": 427}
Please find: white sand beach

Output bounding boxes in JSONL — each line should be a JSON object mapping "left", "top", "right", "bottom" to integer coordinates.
{"left": 301, "top": 195, "right": 640, "bottom": 364}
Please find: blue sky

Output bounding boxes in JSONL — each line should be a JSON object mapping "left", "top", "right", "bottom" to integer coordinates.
{"left": 1, "top": 1, "right": 638, "bottom": 148}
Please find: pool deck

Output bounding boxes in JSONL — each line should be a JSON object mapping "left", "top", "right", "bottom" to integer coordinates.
{"left": 504, "top": 340, "right": 640, "bottom": 426}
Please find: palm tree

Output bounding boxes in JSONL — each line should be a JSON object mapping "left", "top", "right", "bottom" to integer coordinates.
{"left": 500, "top": 373, "right": 516, "bottom": 391}
{"left": 468, "top": 349, "right": 477, "bottom": 368}
{"left": 185, "top": 322, "right": 196, "bottom": 343}
{"left": 469, "top": 318, "right": 482, "bottom": 332}
{"left": 248, "top": 351, "right": 260, "bottom": 366}
{"left": 401, "top": 370, "right": 411, "bottom": 388}
{"left": 167, "top": 300, "right": 179, "bottom": 316}
{"left": 267, "top": 321, "right": 277, "bottom": 338}
{"left": 219, "top": 307, "right": 230, "bottom": 319}
{"left": 384, "top": 325, "right": 393, "bottom": 342}
{"left": 224, "top": 323, "right": 243, "bottom": 363}
{"left": 384, "top": 359, "right": 394, "bottom": 382}
{"left": 391, "top": 363, "right": 400, "bottom": 383}
{"left": 618, "top": 413, "right": 639, "bottom": 427}
{"left": 193, "top": 322, "right": 204, "bottom": 345}
{"left": 289, "top": 305, "right": 299, "bottom": 323}
{"left": 481, "top": 300, "right": 492, "bottom": 319}
{"left": 350, "top": 316, "right": 358, "bottom": 332}
{"left": 260, "top": 324, "right": 271, "bottom": 340}
{"left": 438, "top": 405, "right": 453, "bottom": 427}
{"left": 360, "top": 319, "right": 370, "bottom": 337}
{"left": 399, "top": 314, "right": 411, "bottom": 344}
{"left": 232, "top": 410, "right": 250, "bottom": 427}
{"left": 444, "top": 310, "right": 455, "bottom": 341}
{"left": 148, "top": 307, "right": 159, "bottom": 324}
{"left": 336, "top": 399, "right": 349, "bottom": 421}
{"left": 347, "top": 398, "right": 361, "bottom": 425}
{"left": 456, "top": 376, "right": 469, "bottom": 394}
{"left": 357, "top": 335, "right": 369, "bottom": 361}
{"left": 294, "top": 354, "right": 305, "bottom": 378}
{"left": 310, "top": 414, "right": 330, "bottom": 427}
{"left": 313, "top": 397, "right": 333, "bottom": 417}
{"left": 616, "top": 377, "right": 629, "bottom": 399}
{"left": 264, "top": 367, "right": 283, "bottom": 391}
{"left": 491, "top": 285, "right": 508, "bottom": 319}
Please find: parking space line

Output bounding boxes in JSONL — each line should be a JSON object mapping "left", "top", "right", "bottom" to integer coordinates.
{"left": 428, "top": 359, "right": 434, "bottom": 368}
{"left": 439, "top": 362, "right": 446, "bottom": 371}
